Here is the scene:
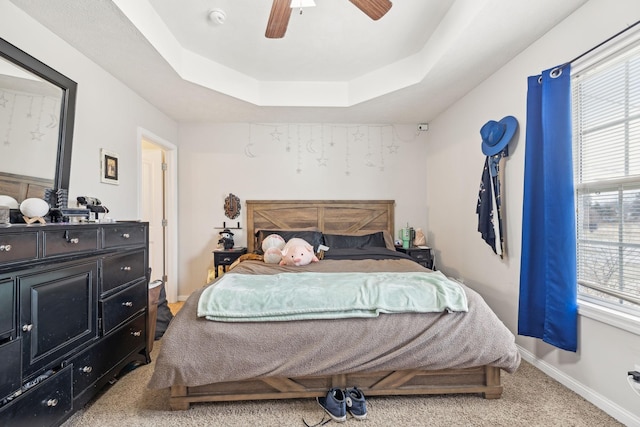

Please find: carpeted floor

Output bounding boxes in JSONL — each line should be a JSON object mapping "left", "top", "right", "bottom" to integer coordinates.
{"left": 61, "top": 341, "right": 623, "bottom": 427}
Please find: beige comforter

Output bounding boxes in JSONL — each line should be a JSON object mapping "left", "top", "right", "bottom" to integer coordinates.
{"left": 148, "top": 259, "right": 520, "bottom": 389}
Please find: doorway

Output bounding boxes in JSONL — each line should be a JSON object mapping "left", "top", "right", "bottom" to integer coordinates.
{"left": 138, "top": 128, "right": 178, "bottom": 303}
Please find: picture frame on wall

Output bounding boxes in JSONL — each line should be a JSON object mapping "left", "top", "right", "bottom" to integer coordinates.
{"left": 100, "top": 149, "right": 119, "bottom": 185}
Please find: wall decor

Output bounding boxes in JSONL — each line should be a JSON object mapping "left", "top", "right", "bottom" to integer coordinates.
{"left": 224, "top": 193, "right": 241, "bottom": 219}
{"left": 100, "top": 148, "right": 119, "bottom": 185}
{"left": 246, "top": 123, "right": 420, "bottom": 176}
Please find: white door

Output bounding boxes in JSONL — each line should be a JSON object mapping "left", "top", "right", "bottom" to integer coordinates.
{"left": 141, "top": 144, "right": 165, "bottom": 283}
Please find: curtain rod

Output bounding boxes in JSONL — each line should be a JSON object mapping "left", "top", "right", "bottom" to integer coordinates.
{"left": 560, "top": 19, "right": 640, "bottom": 69}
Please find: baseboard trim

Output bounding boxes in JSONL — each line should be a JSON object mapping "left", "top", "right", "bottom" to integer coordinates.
{"left": 517, "top": 345, "right": 640, "bottom": 427}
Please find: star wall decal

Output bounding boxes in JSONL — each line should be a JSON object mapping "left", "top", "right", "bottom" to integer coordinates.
{"left": 270, "top": 128, "right": 283, "bottom": 141}
{"left": 352, "top": 128, "right": 365, "bottom": 141}
{"left": 31, "top": 130, "right": 45, "bottom": 141}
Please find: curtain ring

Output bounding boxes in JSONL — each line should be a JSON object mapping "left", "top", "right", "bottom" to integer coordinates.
{"left": 537, "top": 75, "right": 543, "bottom": 84}
{"left": 550, "top": 67, "right": 562, "bottom": 78}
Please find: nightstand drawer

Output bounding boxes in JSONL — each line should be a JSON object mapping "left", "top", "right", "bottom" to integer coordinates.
{"left": 407, "top": 250, "right": 429, "bottom": 261}
{"left": 213, "top": 248, "right": 247, "bottom": 278}
{"left": 396, "top": 246, "right": 433, "bottom": 269}
{"left": 101, "top": 279, "right": 147, "bottom": 334}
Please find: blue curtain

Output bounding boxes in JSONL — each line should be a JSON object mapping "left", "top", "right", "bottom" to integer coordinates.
{"left": 518, "top": 65, "right": 578, "bottom": 352}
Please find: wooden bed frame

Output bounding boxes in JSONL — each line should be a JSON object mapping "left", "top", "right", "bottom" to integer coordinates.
{"left": 0, "top": 171, "right": 52, "bottom": 203}
{"left": 169, "top": 200, "right": 504, "bottom": 410}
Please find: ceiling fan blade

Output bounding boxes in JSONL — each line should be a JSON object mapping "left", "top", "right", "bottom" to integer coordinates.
{"left": 348, "top": 0, "right": 392, "bottom": 20}
{"left": 266, "top": 0, "right": 292, "bottom": 38}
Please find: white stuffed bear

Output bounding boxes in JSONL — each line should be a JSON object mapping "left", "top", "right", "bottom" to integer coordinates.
{"left": 262, "top": 234, "right": 285, "bottom": 264}
{"left": 279, "top": 237, "right": 319, "bottom": 266}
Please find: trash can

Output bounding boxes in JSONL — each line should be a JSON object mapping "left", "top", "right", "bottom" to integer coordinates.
{"left": 148, "top": 279, "right": 163, "bottom": 353}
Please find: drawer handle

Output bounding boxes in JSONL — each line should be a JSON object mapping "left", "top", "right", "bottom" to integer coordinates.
{"left": 122, "top": 233, "right": 130, "bottom": 239}
{"left": 46, "top": 398, "right": 59, "bottom": 407}
{"left": 22, "top": 324, "right": 33, "bottom": 332}
{"left": 121, "top": 266, "right": 132, "bottom": 271}
{"left": 223, "top": 257, "right": 231, "bottom": 262}
{"left": 64, "top": 230, "right": 79, "bottom": 244}
{"left": 131, "top": 330, "right": 142, "bottom": 337}
{"left": 0, "top": 244, "right": 11, "bottom": 252}
{"left": 122, "top": 301, "right": 133, "bottom": 307}
{"left": 81, "top": 365, "right": 93, "bottom": 373}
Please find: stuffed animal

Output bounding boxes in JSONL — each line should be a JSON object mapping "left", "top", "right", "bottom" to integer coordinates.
{"left": 279, "top": 237, "right": 319, "bottom": 266}
{"left": 218, "top": 228, "right": 235, "bottom": 250}
{"left": 261, "top": 234, "right": 285, "bottom": 264}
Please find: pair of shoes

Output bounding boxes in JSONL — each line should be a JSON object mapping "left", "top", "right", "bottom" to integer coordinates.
{"left": 317, "top": 387, "right": 367, "bottom": 422}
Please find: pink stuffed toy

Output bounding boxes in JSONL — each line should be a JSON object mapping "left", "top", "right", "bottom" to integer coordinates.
{"left": 279, "top": 238, "right": 319, "bottom": 266}
{"left": 262, "top": 234, "right": 285, "bottom": 264}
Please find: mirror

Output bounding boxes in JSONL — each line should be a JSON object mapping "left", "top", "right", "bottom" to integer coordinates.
{"left": 0, "top": 37, "right": 77, "bottom": 206}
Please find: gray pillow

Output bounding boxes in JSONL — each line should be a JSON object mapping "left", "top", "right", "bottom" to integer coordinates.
{"left": 323, "top": 232, "right": 387, "bottom": 249}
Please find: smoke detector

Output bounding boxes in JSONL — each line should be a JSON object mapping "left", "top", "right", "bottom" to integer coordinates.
{"left": 208, "top": 9, "right": 226, "bottom": 25}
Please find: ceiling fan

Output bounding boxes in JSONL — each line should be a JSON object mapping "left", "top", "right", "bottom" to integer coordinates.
{"left": 265, "top": 0, "right": 393, "bottom": 39}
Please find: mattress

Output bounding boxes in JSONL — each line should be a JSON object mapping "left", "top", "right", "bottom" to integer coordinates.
{"left": 148, "top": 256, "right": 520, "bottom": 389}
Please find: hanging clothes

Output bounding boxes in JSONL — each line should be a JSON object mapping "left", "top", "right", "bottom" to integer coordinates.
{"left": 518, "top": 65, "right": 577, "bottom": 352}
{"left": 476, "top": 154, "right": 505, "bottom": 256}
{"left": 476, "top": 115, "right": 516, "bottom": 257}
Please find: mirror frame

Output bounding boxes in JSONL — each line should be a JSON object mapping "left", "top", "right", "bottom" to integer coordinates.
{"left": 0, "top": 37, "right": 77, "bottom": 192}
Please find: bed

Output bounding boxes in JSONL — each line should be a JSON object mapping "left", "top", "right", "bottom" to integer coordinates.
{"left": 148, "top": 200, "right": 521, "bottom": 410}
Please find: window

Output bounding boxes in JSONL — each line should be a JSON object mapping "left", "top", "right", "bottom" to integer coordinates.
{"left": 573, "top": 35, "right": 640, "bottom": 315}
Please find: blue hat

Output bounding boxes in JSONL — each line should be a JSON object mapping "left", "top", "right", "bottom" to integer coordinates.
{"left": 480, "top": 116, "right": 518, "bottom": 156}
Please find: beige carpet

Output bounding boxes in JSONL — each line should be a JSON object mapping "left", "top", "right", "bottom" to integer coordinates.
{"left": 62, "top": 342, "right": 622, "bottom": 427}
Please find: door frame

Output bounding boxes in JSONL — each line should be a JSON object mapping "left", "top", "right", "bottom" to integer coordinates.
{"left": 136, "top": 127, "right": 178, "bottom": 303}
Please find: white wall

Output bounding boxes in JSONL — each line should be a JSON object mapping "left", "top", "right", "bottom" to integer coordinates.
{"left": 0, "top": 2, "right": 178, "bottom": 218}
{"left": 426, "top": 0, "right": 640, "bottom": 424}
{"left": 177, "top": 122, "right": 428, "bottom": 297}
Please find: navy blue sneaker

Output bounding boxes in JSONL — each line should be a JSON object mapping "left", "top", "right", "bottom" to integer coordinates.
{"left": 345, "top": 387, "right": 367, "bottom": 420}
{"left": 317, "top": 387, "right": 347, "bottom": 422}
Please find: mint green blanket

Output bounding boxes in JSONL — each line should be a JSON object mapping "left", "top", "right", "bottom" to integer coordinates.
{"left": 197, "top": 270, "right": 468, "bottom": 322}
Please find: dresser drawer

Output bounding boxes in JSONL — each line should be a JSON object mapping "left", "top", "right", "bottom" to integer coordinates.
{"left": 71, "top": 344, "right": 105, "bottom": 399}
{"left": 0, "top": 339, "right": 21, "bottom": 402}
{"left": 103, "top": 224, "right": 146, "bottom": 248}
{"left": 0, "top": 364, "right": 72, "bottom": 427}
{"left": 73, "top": 312, "right": 145, "bottom": 398}
{"left": 102, "top": 250, "right": 146, "bottom": 293}
{"left": 42, "top": 228, "right": 99, "bottom": 257}
{"left": 0, "top": 231, "right": 37, "bottom": 264}
{"left": 0, "top": 278, "right": 14, "bottom": 339}
{"left": 101, "top": 279, "right": 147, "bottom": 334}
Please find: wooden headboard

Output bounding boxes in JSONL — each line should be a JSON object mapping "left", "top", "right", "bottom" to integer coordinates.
{"left": 0, "top": 172, "right": 52, "bottom": 204}
{"left": 246, "top": 200, "right": 395, "bottom": 253}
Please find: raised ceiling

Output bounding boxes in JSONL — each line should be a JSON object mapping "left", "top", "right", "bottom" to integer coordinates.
{"left": 9, "top": 0, "right": 589, "bottom": 123}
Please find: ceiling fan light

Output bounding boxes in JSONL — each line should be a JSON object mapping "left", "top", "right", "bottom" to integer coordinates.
{"left": 290, "top": 0, "right": 316, "bottom": 8}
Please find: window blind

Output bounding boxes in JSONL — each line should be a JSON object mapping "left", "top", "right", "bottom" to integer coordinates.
{"left": 573, "top": 39, "right": 640, "bottom": 310}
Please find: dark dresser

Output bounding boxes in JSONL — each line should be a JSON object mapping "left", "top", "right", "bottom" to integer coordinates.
{"left": 0, "top": 222, "right": 149, "bottom": 426}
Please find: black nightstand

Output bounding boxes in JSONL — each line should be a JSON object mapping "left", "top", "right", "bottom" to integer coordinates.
{"left": 213, "top": 247, "right": 247, "bottom": 278}
{"left": 396, "top": 246, "right": 433, "bottom": 270}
